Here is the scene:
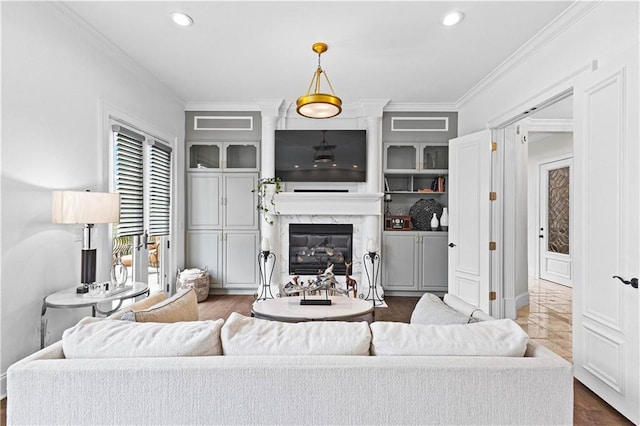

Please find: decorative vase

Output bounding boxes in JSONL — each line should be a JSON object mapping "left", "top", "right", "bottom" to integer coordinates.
{"left": 440, "top": 207, "right": 449, "bottom": 231}
{"left": 111, "top": 253, "right": 128, "bottom": 289}
{"left": 430, "top": 213, "right": 439, "bottom": 231}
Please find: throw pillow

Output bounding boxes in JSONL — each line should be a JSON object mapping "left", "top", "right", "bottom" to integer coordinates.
{"left": 109, "top": 292, "right": 168, "bottom": 320}
{"left": 221, "top": 312, "right": 371, "bottom": 356}
{"left": 443, "top": 293, "right": 495, "bottom": 321}
{"left": 370, "top": 319, "right": 529, "bottom": 357}
{"left": 63, "top": 316, "right": 224, "bottom": 358}
{"left": 410, "top": 292, "right": 472, "bottom": 325}
{"left": 123, "top": 288, "right": 199, "bottom": 323}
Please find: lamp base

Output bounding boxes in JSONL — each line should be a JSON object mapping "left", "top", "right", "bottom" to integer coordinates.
{"left": 76, "top": 284, "right": 89, "bottom": 294}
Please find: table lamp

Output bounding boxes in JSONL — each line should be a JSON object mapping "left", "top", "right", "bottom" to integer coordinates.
{"left": 52, "top": 190, "right": 120, "bottom": 293}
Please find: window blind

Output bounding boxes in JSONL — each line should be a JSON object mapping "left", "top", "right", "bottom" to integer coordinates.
{"left": 148, "top": 140, "right": 172, "bottom": 236}
{"left": 113, "top": 125, "right": 145, "bottom": 237}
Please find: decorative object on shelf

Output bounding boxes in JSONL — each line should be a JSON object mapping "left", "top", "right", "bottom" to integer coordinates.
{"left": 253, "top": 177, "right": 282, "bottom": 225}
{"left": 296, "top": 42, "right": 342, "bottom": 119}
{"left": 430, "top": 213, "right": 439, "bottom": 231}
{"left": 384, "top": 215, "right": 412, "bottom": 231}
{"left": 440, "top": 207, "right": 449, "bottom": 231}
{"left": 431, "top": 176, "right": 446, "bottom": 192}
{"left": 52, "top": 190, "right": 121, "bottom": 294}
{"left": 283, "top": 263, "right": 350, "bottom": 304}
{"left": 110, "top": 253, "right": 128, "bottom": 290}
{"left": 360, "top": 244, "right": 384, "bottom": 306}
{"left": 344, "top": 261, "right": 357, "bottom": 298}
{"left": 256, "top": 239, "right": 276, "bottom": 301}
{"left": 384, "top": 193, "right": 392, "bottom": 215}
{"left": 409, "top": 198, "right": 443, "bottom": 231}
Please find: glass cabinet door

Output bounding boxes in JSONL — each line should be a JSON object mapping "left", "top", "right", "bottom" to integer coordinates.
{"left": 384, "top": 143, "right": 419, "bottom": 172}
{"left": 421, "top": 144, "right": 448, "bottom": 171}
{"left": 224, "top": 143, "right": 259, "bottom": 171}
{"left": 188, "top": 143, "right": 221, "bottom": 170}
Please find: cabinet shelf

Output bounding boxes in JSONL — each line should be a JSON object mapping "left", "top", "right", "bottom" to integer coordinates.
{"left": 385, "top": 191, "right": 446, "bottom": 195}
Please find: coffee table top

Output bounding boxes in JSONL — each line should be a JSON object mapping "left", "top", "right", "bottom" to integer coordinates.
{"left": 252, "top": 296, "right": 373, "bottom": 322}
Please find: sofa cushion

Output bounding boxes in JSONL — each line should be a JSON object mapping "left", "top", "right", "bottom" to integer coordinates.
{"left": 443, "top": 293, "right": 495, "bottom": 322}
{"left": 62, "top": 316, "right": 223, "bottom": 358}
{"left": 221, "top": 312, "right": 371, "bottom": 355}
{"left": 109, "top": 292, "right": 168, "bottom": 320}
{"left": 370, "top": 319, "right": 528, "bottom": 357}
{"left": 122, "top": 288, "right": 198, "bottom": 322}
{"left": 410, "top": 293, "right": 472, "bottom": 325}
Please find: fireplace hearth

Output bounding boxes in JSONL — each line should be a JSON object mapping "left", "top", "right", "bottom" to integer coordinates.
{"left": 289, "top": 224, "right": 353, "bottom": 276}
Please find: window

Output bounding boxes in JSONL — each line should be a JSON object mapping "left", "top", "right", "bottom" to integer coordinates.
{"left": 111, "top": 122, "right": 173, "bottom": 293}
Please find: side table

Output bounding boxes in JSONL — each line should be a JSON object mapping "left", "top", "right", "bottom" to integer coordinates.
{"left": 41, "top": 281, "right": 150, "bottom": 348}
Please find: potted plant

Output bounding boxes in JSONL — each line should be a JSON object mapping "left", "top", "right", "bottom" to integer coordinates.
{"left": 253, "top": 177, "right": 282, "bottom": 225}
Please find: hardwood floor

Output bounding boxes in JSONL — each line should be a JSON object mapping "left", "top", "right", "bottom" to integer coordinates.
{"left": 1, "top": 293, "right": 632, "bottom": 425}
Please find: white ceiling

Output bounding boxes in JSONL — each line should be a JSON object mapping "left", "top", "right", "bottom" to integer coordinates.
{"left": 62, "top": 1, "right": 573, "bottom": 107}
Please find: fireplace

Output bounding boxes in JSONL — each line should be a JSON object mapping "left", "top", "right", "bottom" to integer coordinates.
{"left": 289, "top": 224, "right": 353, "bottom": 276}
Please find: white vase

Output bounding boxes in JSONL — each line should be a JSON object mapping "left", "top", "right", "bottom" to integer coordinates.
{"left": 430, "top": 213, "right": 439, "bottom": 231}
{"left": 440, "top": 207, "right": 449, "bottom": 230}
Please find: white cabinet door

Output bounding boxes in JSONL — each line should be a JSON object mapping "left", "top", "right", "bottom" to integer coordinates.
{"left": 223, "top": 231, "right": 259, "bottom": 289}
{"left": 187, "top": 173, "right": 222, "bottom": 229}
{"left": 448, "top": 130, "right": 492, "bottom": 312}
{"left": 185, "top": 230, "right": 222, "bottom": 288}
{"left": 382, "top": 232, "right": 419, "bottom": 291}
{"left": 223, "top": 174, "right": 258, "bottom": 229}
{"left": 420, "top": 233, "right": 449, "bottom": 292}
{"left": 573, "top": 47, "right": 639, "bottom": 423}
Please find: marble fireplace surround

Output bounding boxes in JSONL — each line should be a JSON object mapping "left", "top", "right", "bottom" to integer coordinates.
{"left": 270, "top": 192, "right": 383, "bottom": 296}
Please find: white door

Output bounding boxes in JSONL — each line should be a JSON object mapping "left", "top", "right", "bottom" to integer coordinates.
{"left": 448, "top": 130, "right": 492, "bottom": 312}
{"left": 573, "top": 46, "right": 639, "bottom": 423}
{"left": 539, "top": 157, "right": 572, "bottom": 286}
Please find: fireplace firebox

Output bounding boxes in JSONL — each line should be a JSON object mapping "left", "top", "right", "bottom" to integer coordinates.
{"left": 289, "top": 224, "right": 353, "bottom": 276}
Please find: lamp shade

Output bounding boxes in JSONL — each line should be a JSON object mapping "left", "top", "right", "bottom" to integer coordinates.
{"left": 52, "top": 191, "right": 120, "bottom": 224}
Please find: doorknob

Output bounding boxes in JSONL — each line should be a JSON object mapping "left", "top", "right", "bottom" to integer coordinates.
{"left": 448, "top": 243, "right": 456, "bottom": 247}
{"left": 539, "top": 235, "right": 544, "bottom": 238}
{"left": 612, "top": 275, "right": 639, "bottom": 289}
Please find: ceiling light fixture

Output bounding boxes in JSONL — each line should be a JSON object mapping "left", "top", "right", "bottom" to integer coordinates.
{"left": 170, "top": 12, "right": 193, "bottom": 27}
{"left": 442, "top": 11, "right": 464, "bottom": 26}
{"left": 313, "top": 130, "right": 336, "bottom": 163}
{"left": 297, "top": 42, "right": 342, "bottom": 119}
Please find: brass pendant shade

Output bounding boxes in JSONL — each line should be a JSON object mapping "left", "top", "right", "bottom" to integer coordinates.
{"left": 297, "top": 42, "right": 342, "bottom": 119}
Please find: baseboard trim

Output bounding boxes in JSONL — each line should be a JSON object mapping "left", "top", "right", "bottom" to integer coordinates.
{"left": 1, "top": 371, "right": 6, "bottom": 399}
{"left": 516, "top": 291, "right": 530, "bottom": 310}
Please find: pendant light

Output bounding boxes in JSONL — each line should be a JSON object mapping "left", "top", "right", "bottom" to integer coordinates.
{"left": 313, "top": 130, "right": 336, "bottom": 163}
{"left": 296, "top": 42, "right": 342, "bottom": 119}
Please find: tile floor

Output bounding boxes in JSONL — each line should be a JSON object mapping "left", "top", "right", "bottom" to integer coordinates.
{"left": 516, "top": 277, "right": 573, "bottom": 362}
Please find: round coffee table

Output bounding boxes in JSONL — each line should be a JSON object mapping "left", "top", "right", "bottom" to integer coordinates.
{"left": 252, "top": 296, "right": 374, "bottom": 322}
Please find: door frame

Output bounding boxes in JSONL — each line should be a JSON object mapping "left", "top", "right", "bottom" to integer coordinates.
{"left": 537, "top": 155, "right": 573, "bottom": 286}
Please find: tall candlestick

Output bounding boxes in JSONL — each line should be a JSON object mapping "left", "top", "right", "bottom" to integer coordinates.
{"left": 261, "top": 237, "right": 271, "bottom": 252}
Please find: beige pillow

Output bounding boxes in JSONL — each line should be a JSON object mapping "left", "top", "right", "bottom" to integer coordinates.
{"left": 63, "top": 316, "right": 223, "bottom": 358}
{"left": 221, "top": 312, "right": 371, "bottom": 356}
{"left": 126, "top": 288, "right": 198, "bottom": 322}
{"left": 109, "top": 292, "right": 168, "bottom": 320}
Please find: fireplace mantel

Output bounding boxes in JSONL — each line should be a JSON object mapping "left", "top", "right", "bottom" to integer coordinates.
{"left": 272, "top": 192, "right": 383, "bottom": 216}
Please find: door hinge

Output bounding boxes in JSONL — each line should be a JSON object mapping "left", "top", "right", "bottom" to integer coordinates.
{"left": 489, "top": 291, "right": 497, "bottom": 301}
{"left": 489, "top": 192, "right": 497, "bottom": 201}
{"left": 489, "top": 241, "right": 497, "bottom": 251}
{"left": 491, "top": 141, "right": 497, "bottom": 151}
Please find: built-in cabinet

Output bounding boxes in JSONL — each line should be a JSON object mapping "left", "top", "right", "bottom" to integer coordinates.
{"left": 382, "top": 231, "right": 448, "bottom": 293}
{"left": 381, "top": 112, "right": 457, "bottom": 294}
{"left": 184, "top": 112, "right": 262, "bottom": 292}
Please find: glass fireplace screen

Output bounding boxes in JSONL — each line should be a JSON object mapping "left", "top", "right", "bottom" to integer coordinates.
{"left": 289, "top": 224, "right": 353, "bottom": 276}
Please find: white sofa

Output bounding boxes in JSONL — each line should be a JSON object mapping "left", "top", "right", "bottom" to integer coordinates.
{"left": 7, "top": 294, "right": 573, "bottom": 426}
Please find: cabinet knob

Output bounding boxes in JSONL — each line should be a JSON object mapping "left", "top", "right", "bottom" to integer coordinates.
{"left": 448, "top": 243, "right": 456, "bottom": 248}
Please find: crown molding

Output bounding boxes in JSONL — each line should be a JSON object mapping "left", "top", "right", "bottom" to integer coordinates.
{"left": 456, "top": 1, "right": 601, "bottom": 109}
{"left": 48, "top": 2, "right": 185, "bottom": 107}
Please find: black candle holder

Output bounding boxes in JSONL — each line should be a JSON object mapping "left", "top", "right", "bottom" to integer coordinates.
{"left": 256, "top": 251, "right": 276, "bottom": 301}
{"left": 360, "top": 252, "right": 384, "bottom": 306}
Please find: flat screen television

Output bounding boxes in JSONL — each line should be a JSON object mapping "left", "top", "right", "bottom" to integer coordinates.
{"left": 275, "top": 130, "right": 366, "bottom": 182}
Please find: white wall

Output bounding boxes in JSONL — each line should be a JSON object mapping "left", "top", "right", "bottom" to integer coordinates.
{"left": 0, "top": 2, "right": 185, "bottom": 396}
{"left": 458, "top": 2, "right": 639, "bottom": 134}
{"left": 526, "top": 133, "right": 573, "bottom": 278}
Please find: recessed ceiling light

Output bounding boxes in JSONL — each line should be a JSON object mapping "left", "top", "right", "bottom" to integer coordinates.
{"left": 332, "top": 163, "right": 337, "bottom": 167}
{"left": 294, "top": 164, "right": 299, "bottom": 168}
{"left": 442, "top": 11, "right": 464, "bottom": 26}
{"left": 170, "top": 12, "right": 193, "bottom": 27}
{"left": 313, "top": 164, "right": 318, "bottom": 168}
{"left": 352, "top": 165, "right": 358, "bottom": 169}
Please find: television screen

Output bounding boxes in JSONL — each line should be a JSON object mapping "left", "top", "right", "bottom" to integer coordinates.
{"left": 275, "top": 130, "right": 367, "bottom": 182}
